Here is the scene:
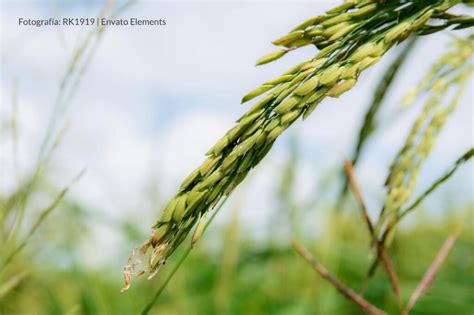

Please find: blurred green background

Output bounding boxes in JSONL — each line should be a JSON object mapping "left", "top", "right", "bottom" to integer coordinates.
{"left": 1, "top": 1, "right": 473, "bottom": 314}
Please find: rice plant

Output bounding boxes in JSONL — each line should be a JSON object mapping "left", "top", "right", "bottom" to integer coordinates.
{"left": 377, "top": 35, "right": 473, "bottom": 244}
{"left": 1, "top": 1, "right": 473, "bottom": 314}
{"left": 124, "top": 1, "right": 473, "bottom": 293}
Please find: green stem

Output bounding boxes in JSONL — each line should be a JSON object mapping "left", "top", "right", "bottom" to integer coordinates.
{"left": 141, "top": 196, "right": 229, "bottom": 315}
{"left": 141, "top": 246, "right": 190, "bottom": 315}
{"left": 397, "top": 147, "right": 473, "bottom": 222}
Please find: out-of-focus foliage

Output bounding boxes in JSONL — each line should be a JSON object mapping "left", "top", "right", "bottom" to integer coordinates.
{"left": 0, "top": 203, "right": 472, "bottom": 315}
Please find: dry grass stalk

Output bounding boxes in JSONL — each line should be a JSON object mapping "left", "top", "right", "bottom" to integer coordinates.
{"left": 292, "top": 242, "right": 386, "bottom": 315}
{"left": 343, "top": 159, "right": 374, "bottom": 235}
{"left": 300, "top": 158, "right": 465, "bottom": 315}
{"left": 405, "top": 228, "right": 461, "bottom": 312}
{"left": 343, "top": 159, "right": 403, "bottom": 312}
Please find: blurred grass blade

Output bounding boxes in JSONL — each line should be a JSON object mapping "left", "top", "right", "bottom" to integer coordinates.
{"left": 10, "top": 81, "right": 19, "bottom": 177}
{"left": 398, "top": 148, "right": 473, "bottom": 221}
{"left": 1, "top": 188, "right": 68, "bottom": 270}
{"left": 214, "top": 205, "right": 240, "bottom": 313}
{"left": 0, "top": 170, "right": 84, "bottom": 270}
{"left": 273, "top": 134, "right": 300, "bottom": 237}
{"left": 8, "top": 2, "right": 118, "bottom": 251}
{"left": 292, "top": 242, "right": 386, "bottom": 315}
{"left": 0, "top": 271, "right": 28, "bottom": 299}
{"left": 6, "top": 125, "right": 69, "bottom": 243}
{"left": 343, "top": 159, "right": 403, "bottom": 311}
{"left": 406, "top": 229, "right": 461, "bottom": 312}
{"left": 343, "top": 159, "right": 374, "bottom": 235}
